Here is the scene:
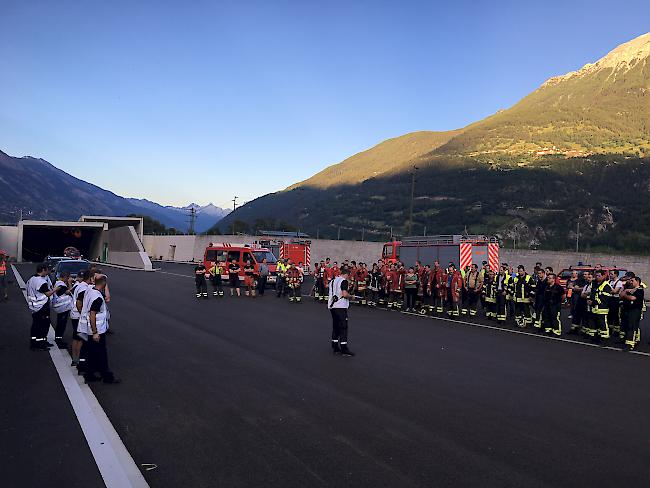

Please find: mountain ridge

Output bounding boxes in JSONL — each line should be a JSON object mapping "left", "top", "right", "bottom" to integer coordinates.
{"left": 218, "top": 31, "right": 650, "bottom": 252}
{"left": 0, "top": 150, "right": 228, "bottom": 231}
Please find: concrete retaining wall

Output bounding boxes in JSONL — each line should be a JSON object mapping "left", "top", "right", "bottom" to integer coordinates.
{"left": 143, "top": 235, "right": 384, "bottom": 266}
{"left": 143, "top": 234, "right": 650, "bottom": 277}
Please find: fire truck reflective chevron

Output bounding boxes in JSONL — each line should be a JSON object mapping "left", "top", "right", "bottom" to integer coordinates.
{"left": 459, "top": 243, "right": 472, "bottom": 269}
{"left": 488, "top": 243, "right": 499, "bottom": 270}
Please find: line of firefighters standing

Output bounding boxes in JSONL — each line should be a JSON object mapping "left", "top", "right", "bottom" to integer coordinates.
{"left": 310, "top": 258, "right": 645, "bottom": 351}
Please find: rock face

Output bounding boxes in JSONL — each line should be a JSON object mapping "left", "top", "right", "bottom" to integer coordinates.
{"left": 218, "top": 32, "right": 650, "bottom": 252}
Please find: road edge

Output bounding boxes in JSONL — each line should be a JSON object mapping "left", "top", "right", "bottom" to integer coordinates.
{"left": 12, "top": 265, "right": 149, "bottom": 488}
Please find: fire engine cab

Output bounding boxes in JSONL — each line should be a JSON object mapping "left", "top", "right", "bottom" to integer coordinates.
{"left": 203, "top": 243, "right": 278, "bottom": 285}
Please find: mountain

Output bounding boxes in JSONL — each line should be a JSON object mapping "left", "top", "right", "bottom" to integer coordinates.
{"left": 126, "top": 199, "right": 229, "bottom": 232}
{"left": 0, "top": 150, "right": 228, "bottom": 231}
{"left": 217, "top": 32, "right": 650, "bottom": 253}
{"left": 434, "top": 32, "right": 650, "bottom": 157}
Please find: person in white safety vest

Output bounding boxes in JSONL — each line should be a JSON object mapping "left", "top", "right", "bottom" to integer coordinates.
{"left": 26, "top": 264, "right": 61, "bottom": 350}
{"left": 79, "top": 275, "right": 120, "bottom": 384}
{"left": 52, "top": 270, "right": 74, "bottom": 349}
{"left": 328, "top": 266, "right": 354, "bottom": 356}
{"left": 70, "top": 270, "right": 92, "bottom": 370}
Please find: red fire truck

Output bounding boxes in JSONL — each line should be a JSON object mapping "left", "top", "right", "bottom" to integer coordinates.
{"left": 203, "top": 243, "right": 278, "bottom": 286}
{"left": 256, "top": 239, "right": 311, "bottom": 272}
{"left": 381, "top": 235, "right": 499, "bottom": 270}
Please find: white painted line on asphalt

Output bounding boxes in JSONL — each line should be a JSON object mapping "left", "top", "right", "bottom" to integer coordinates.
{"left": 157, "top": 270, "right": 193, "bottom": 278}
{"left": 97, "top": 262, "right": 154, "bottom": 271}
{"left": 12, "top": 265, "right": 149, "bottom": 488}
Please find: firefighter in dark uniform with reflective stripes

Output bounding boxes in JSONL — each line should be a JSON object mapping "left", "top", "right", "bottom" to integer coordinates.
{"left": 532, "top": 268, "right": 547, "bottom": 331}
{"left": 542, "top": 273, "right": 564, "bottom": 336}
{"left": 483, "top": 269, "right": 497, "bottom": 319}
{"left": 194, "top": 263, "right": 208, "bottom": 299}
{"left": 513, "top": 265, "right": 534, "bottom": 327}
{"left": 588, "top": 270, "right": 613, "bottom": 343}
{"left": 495, "top": 265, "right": 509, "bottom": 323}
{"left": 620, "top": 275, "right": 644, "bottom": 351}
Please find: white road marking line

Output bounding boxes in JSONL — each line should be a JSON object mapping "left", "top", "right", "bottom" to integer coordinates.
{"left": 12, "top": 265, "right": 149, "bottom": 488}
{"left": 156, "top": 270, "right": 193, "bottom": 278}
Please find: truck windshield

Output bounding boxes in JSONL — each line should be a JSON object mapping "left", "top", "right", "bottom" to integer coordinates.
{"left": 253, "top": 251, "right": 277, "bottom": 264}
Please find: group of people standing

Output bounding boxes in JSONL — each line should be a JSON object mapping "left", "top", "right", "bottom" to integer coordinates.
{"left": 194, "top": 258, "right": 305, "bottom": 302}
{"left": 25, "top": 264, "right": 120, "bottom": 383}
{"left": 311, "top": 258, "right": 645, "bottom": 352}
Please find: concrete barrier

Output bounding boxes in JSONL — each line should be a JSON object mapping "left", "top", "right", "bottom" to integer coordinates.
{"left": 142, "top": 235, "right": 650, "bottom": 277}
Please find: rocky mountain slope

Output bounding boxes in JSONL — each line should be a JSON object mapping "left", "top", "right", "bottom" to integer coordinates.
{"left": 218, "top": 32, "right": 650, "bottom": 253}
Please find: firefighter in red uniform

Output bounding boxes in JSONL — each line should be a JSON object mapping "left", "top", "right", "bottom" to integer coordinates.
{"left": 355, "top": 264, "right": 369, "bottom": 305}
{"left": 430, "top": 261, "right": 445, "bottom": 314}
{"left": 286, "top": 263, "right": 303, "bottom": 303}
{"left": 385, "top": 264, "right": 396, "bottom": 309}
{"left": 419, "top": 265, "right": 431, "bottom": 314}
{"left": 393, "top": 263, "right": 405, "bottom": 310}
{"left": 443, "top": 264, "right": 463, "bottom": 317}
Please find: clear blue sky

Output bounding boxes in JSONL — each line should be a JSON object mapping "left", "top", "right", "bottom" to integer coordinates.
{"left": 1, "top": 1, "right": 648, "bottom": 208}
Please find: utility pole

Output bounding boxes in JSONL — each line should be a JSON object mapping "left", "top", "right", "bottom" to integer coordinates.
{"left": 337, "top": 226, "right": 341, "bottom": 240}
{"left": 231, "top": 196, "right": 238, "bottom": 235}
{"left": 188, "top": 207, "right": 196, "bottom": 235}
{"left": 423, "top": 226, "right": 427, "bottom": 237}
{"left": 362, "top": 227, "right": 365, "bottom": 241}
{"left": 576, "top": 221, "right": 580, "bottom": 253}
{"left": 407, "top": 166, "right": 418, "bottom": 236}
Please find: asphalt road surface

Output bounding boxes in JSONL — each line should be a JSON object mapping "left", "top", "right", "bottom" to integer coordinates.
{"left": 4, "top": 262, "right": 650, "bottom": 488}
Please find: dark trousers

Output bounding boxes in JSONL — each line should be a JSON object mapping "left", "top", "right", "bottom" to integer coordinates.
{"left": 460, "top": 288, "right": 468, "bottom": 315}
{"left": 608, "top": 302, "right": 620, "bottom": 333}
{"left": 257, "top": 276, "right": 267, "bottom": 295}
{"left": 84, "top": 334, "right": 114, "bottom": 380}
{"left": 211, "top": 276, "right": 223, "bottom": 296}
{"left": 55, "top": 311, "right": 69, "bottom": 340}
{"left": 542, "top": 303, "right": 562, "bottom": 335}
{"left": 405, "top": 288, "right": 417, "bottom": 309}
{"left": 195, "top": 279, "right": 207, "bottom": 295}
{"left": 622, "top": 308, "right": 641, "bottom": 347}
{"left": 330, "top": 308, "right": 349, "bottom": 347}
{"left": 368, "top": 289, "right": 379, "bottom": 305}
{"left": 315, "top": 278, "right": 325, "bottom": 297}
{"left": 485, "top": 300, "right": 496, "bottom": 318}
{"left": 276, "top": 276, "right": 286, "bottom": 297}
{"left": 71, "top": 318, "right": 81, "bottom": 341}
{"left": 467, "top": 289, "right": 479, "bottom": 316}
{"left": 495, "top": 293, "right": 507, "bottom": 321}
{"left": 592, "top": 313, "right": 610, "bottom": 339}
{"left": 514, "top": 301, "right": 531, "bottom": 326}
{"left": 30, "top": 306, "right": 50, "bottom": 346}
{"left": 289, "top": 284, "right": 301, "bottom": 300}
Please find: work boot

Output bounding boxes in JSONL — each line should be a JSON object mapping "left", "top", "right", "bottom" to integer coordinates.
{"left": 340, "top": 346, "right": 355, "bottom": 357}
{"left": 55, "top": 339, "right": 68, "bottom": 349}
{"left": 102, "top": 373, "right": 122, "bottom": 384}
{"left": 332, "top": 341, "right": 341, "bottom": 354}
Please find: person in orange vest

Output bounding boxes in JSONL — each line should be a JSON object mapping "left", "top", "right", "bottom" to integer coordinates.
{"left": 0, "top": 252, "right": 8, "bottom": 301}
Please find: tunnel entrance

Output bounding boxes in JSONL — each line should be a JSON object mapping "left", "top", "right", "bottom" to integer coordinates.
{"left": 20, "top": 222, "right": 104, "bottom": 262}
